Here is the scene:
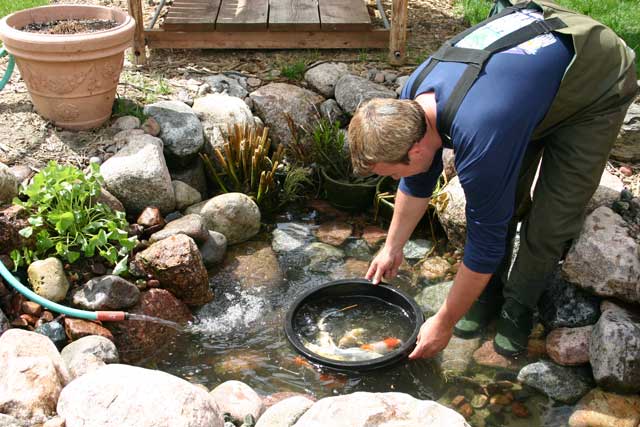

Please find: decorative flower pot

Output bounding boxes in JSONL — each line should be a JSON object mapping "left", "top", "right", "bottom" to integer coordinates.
{"left": 320, "top": 167, "right": 379, "bottom": 213}
{"left": 0, "top": 5, "right": 135, "bottom": 130}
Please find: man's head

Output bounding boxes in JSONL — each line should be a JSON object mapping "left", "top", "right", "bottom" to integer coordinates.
{"left": 348, "top": 98, "right": 429, "bottom": 178}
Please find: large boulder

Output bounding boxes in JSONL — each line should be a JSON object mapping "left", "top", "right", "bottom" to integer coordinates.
{"left": 143, "top": 100, "right": 204, "bottom": 165}
{"left": 193, "top": 93, "right": 254, "bottom": 152}
{"left": 249, "top": 83, "right": 324, "bottom": 145}
{"left": 589, "top": 302, "right": 640, "bottom": 393}
{"left": 292, "top": 392, "right": 469, "bottom": 427}
{"left": 304, "top": 62, "right": 349, "bottom": 98}
{"left": 0, "top": 162, "right": 18, "bottom": 204}
{"left": 57, "top": 364, "right": 223, "bottom": 427}
{"left": 334, "top": 75, "right": 397, "bottom": 115}
{"left": 610, "top": 100, "right": 640, "bottom": 162}
{"left": 106, "top": 288, "right": 192, "bottom": 363}
{"left": 132, "top": 234, "right": 213, "bottom": 305}
{"left": 100, "top": 134, "right": 176, "bottom": 214}
{"left": 563, "top": 206, "right": 640, "bottom": 304}
{"left": 436, "top": 176, "right": 466, "bottom": 248}
{"left": 0, "top": 330, "right": 70, "bottom": 425}
{"left": 186, "top": 193, "right": 260, "bottom": 245}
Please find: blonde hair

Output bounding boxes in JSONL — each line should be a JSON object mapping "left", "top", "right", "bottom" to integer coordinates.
{"left": 348, "top": 98, "right": 426, "bottom": 176}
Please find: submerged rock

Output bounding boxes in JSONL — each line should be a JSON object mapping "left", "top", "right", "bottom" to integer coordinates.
{"left": 517, "top": 360, "right": 593, "bottom": 404}
{"left": 416, "top": 281, "right": 453, "bottom": 317}
{"left": 271, "top": 222, "right": 313, "bottom": 253}
{"left": 315, "top": 221, "right": 352, "bottom": 246}
{"left": 212, "top": 241, "right": 283, "bottom": 289}
{"left": 57, "top": 364, "right": 223, "bottom": 427}
{"left": 403, "top": 239, "right": 433, "bottom": 260}
{"left": 303, "top": 242, "right": 344, "bottom": 272}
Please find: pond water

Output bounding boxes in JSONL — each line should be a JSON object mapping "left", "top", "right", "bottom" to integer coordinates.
{"left": 143, "top": 209, "right": 568, "bottom": 427}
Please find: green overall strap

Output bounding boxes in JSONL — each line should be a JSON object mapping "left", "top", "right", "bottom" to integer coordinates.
{"left": 408, "top": 2, "right": 567, "bottom": 148}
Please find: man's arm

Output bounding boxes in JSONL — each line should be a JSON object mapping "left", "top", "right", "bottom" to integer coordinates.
{"left": 366, "top": 189, "right": 429, "bottom": 284}
{"left": 409, "top": 262, "right": 491, "bottom": 359}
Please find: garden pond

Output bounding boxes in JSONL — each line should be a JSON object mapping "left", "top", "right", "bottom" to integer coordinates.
{"left": 139, "top": 208, "right": 570, "bottom": 427}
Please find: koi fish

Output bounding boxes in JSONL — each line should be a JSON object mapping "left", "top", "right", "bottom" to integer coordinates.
{"left": 338, "top": 327, "right": 367, "bottom": 348}
{"left": 360, "top": 337, "right": 402, "bottom": 353}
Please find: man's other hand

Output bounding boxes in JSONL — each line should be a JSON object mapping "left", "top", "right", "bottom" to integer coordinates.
{"left": 365, "top": 245, "right": 404, "bottom": 284}
{"left": 408, "top": 314, "right": 453, "bottom": 359}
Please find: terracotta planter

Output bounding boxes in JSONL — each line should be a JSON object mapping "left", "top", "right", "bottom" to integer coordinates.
{"left": 0, "top": 5, "right": 135, "bottom": 130}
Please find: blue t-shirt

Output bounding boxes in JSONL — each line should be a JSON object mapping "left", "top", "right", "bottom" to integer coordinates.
{"left": 398, "top": 9, "right": 574, "bottom": 274}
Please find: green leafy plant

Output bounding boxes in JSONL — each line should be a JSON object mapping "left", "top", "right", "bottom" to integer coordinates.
{"left": 10, "top": 162, "right": 138, "bottom": 273}
{"left": 112, "top": 95, "right": 147, "bottom": 122}
{"left": 280, "top": 60, "right": 307, "bottom": 81}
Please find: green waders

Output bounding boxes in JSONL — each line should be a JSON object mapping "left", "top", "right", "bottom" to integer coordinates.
{"left": 411, "top": 1, "right": 639, "bottom": 353}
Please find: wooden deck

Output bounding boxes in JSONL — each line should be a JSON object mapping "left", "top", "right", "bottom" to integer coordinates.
{"left": 126, "top": 0, "right": 408, "bottom": 65}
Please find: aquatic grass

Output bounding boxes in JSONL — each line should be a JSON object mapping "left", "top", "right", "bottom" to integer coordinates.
{"left": 456, "top": 0, "right": 639, "bottom": 72}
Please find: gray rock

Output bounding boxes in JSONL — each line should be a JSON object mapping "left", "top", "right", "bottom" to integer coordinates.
{"left": 202, "top": 75, "right": 249, "bottom": 99}
{"left": 292, "top": 392, "right": 469, "bottom": 427}
{"left": 0, "top": 330, "right": 70, "bottom": 424}
{"left": 101, "top": 134, "right": 176, "bottom": 214}
{"left": 438, "top": 335, "right": 482, "bottom": 376}
{"left": 437, "top": 176, "right": 466, "bottom": 248}
{"left": 143, "top": 101, "right": 205, "bottom": 165}
{"left": 173, "top": 180, "right": 202, "bottom": 211}
{"left": 27, "top": 258, "right": 69, "bottom": 303}
{"left": 610, "top": 101, "right": 640, "bottom": 162}
{"left": 586, "top": 169, "right": 624, "bottom": 214}
{"left": 343, "top": 239, "right": 371, "bottom": 260}
{"left": 34, "top": 321, "right": 67, "bottom": 350}
{"left": 0, "top": 414, "right": 23, "bottom": 427}
{"left": 199, "top": 230, "right": 227, "bottom": 268}
{"left": 67, "top": 353, "right": 106, "bottom": 380}
{"left": 210, "top": 380, "right": 263, "bottom": 424}
{"left": 176, "top": 89, "right": 194, "bottom": 107}
{"left": 303, "top": 242, "right": 344, "bottom": 272}
{"left": 96, "top": 186, "right": 125, "bottom": 213}
{"left": 0, "top": 309, "right": 9, "bottom": 335}
{"left": 0, "top": 162, "right": 18, "bottom": 204}
{"left": 517, "top": 360, "right": 593, "bottom": 404}
{"left": 61, "top": 335, "right": 119, "bottom": 368}
{"left": 57, "top": 364, "right": 223, "bottom": 427}
{"left": 187, "top": 193, "right": 261, "bottom": 245}
{"left": 255, "top": 396, "right": 314, "bottom": 427}
{"left": 416, "top": 281, "right": 453, "bottom": 317}
{"left": 193, "top": 93, "right": 254, "bottom": 153}
{"left": 150, "top": 213, "right": 210, "bottom": 244}
{"left": 271, "top": 223, "right": 313, "bottom": 253}
{"left": 590, "top": 302, "right": 640, "bottom": 393}
{"left": 71, "top": 275, "right": 140, "bottom": 311}
{"left": 563, "top": 206, "right": 640, "bottom": 304}
{"left": 334, "top": 74, "right": 397, "bottom": 115}
{"left": 319, "top": 99, "right": 348, "bottom": 126}
{"left": 111, "top": 116, "right": 140, "bottom": 131}
{"left": 170, "top": 158, "right": 208, "bottom": 198}
{"left": 250, "top": 83, "right": 324, "bottom": 145}
{"left": 396, "top": 75, "right": 410, "bottom": 96}
{"left": 112, "top": 128, "right": 145, "bottom": 146}
{"left": 7, "top": 164, "right": 33, "bottom": 186}
{"left": 403, "top": 239, "right": 433, "bottom": 260}
{"left": 539, "top": 269, "right": 600, "bottom": 329}
{"left": 304, "top": 62, "right": 349, "bottom": 98}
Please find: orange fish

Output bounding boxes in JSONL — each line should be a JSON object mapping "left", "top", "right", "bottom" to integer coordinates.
{"left": 360, "top": 337, "right": 402, "bottom": 353}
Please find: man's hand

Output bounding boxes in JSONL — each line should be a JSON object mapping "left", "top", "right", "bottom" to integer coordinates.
{"left": 366, "top": 245, "right": 404, "bottom": 284}
{"left": 408, "top": 314, "right": 453, "bottom": 359}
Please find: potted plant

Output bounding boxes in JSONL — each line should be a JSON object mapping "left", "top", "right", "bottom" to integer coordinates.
{"left": 310, "top": 117, "right": 380, "bottom": 212}
{"left": 0, "top": 5, "right": 135, "bottom": 130}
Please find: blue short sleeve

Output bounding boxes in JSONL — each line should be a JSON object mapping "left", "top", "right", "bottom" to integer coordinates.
{"left": 398, "top": 149, "right": 443, "bottom": 198}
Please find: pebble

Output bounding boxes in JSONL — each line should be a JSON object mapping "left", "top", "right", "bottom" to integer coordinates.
{"left": 490, "top": 394, "right": 513, "bottom": 406}
{"left": 89, "top": 156, "right": 102, "bottom": 165}
{"left": 451, "top": 395, "right": 466, "bottom": 407}
{"left": 21, "top": 301, "right": 42, "bottom": 317}
{"left": 511, "top": 401, "right": 530, "bottom": 418}
{"left": 471, "top": 394, "right": 488, "bottom": 409}
{"left": 458, "top": 403, "right": 473, "bottom": 419}
{"left": 620, "top": 166, "right": 633, "bottom": 177}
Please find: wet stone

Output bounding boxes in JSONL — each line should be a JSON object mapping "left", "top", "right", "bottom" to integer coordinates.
{"left": 517, "top": 360, "right": 593, "bottom": 404}
{"left": 538, "top": 269, "right": 600, "bottom": 329}
{"left": 64, "top": 319, "right": 114, "bottom": 342}
{"left": 35, "top": 320, "right": 67, "bottom": 350}
{"left": 304, "top": 242, "right": 345, "bottom": 272}
{"left": 511, "top": 401, "right": 530, "bottom": 418}
{"left": 362, "top": 225, "right": 387, "bottom": 248}
{"left": 403, "top": 239, "right": 433, "bottom": 260}
{"left": 420, "top": 256, "right": 452, "bottom": 283}
{"left": 315, "top": 221, "right": 353, "bottom": 247}
{"left": 471, "top": 394, "right": 488, "bottom": 409}
{"left": 438, "top": 335, "right": 481, "bottom": 376}
{"left": 472, "top": 341, "right": 519, "bottom": 370}
{"left": 343, "top": 239, "right": 371, "bottom": 260}
{"left": 198, "top": 230, "right": 227, "bottom": 268}
{"left": 415, "top": 281, "right": 453, "bottom": 317}
{"left": 271, "top": 222, "right": 312, "bottom": 253}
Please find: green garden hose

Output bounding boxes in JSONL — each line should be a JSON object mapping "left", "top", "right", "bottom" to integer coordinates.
{"left": 0, "top": 259, "right": 128, "bottom": 321}
{"left": 0, "top": 48, "right": 15, "bottom": 91}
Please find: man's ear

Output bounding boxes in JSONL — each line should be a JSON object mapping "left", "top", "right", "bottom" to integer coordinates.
{"left": 407, "top": 137, "right": 427, "bottom": 157}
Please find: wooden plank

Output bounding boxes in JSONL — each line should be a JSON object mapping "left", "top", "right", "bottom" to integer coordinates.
{"left": 268, "top": 0, "right": 320, "bottom": 31}
{"left": 216, "top": 0, "right": 268, "bottom": 31}
{"left": 163, "top": 0, "right": 220, "bottom": 31}
{"left": 319, "top": 0, "right": 370, "bottom": 31}
{"left": 389, "top": 0, "right": 408, "bottom": 64}
{"left": 146, "top": 28, "right": 388, "bottom": 49}
{"left": 127, "top": 0, "right": 146, "bottom": 64}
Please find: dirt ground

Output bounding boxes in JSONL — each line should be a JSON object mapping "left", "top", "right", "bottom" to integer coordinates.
{"left": 0, "top": 0, "right": 638, "bottom": 194}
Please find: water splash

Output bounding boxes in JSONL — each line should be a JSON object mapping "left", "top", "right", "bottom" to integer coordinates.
{"left": 126, "top": 313, "right": 187, "bottom": 332}
{"left": 190, "top": 290, "right": 268, "bottom": 336}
